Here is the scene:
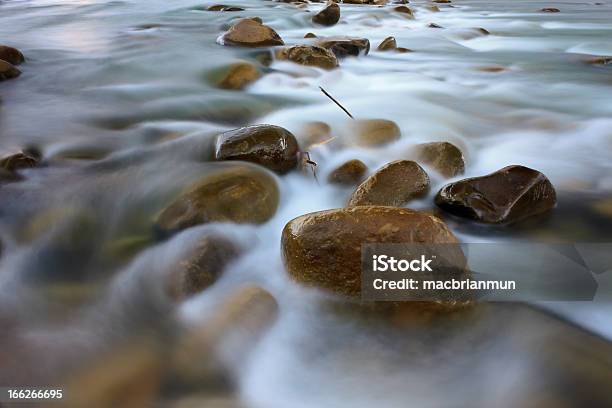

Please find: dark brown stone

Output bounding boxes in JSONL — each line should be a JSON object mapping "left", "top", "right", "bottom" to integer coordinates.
{"left": 207, "top": 4, "right": 245, "bottom": 11}
{"left": 315, "top": 36, "right": 370, "bottom": 58}
{"left": 219, "top": 19, "right": 284, "bottom": 47}
{"left": 348, "top": 160, "right": 429, "bottom": 207}
{"left": 393, "top": 6, "right": 414, "bottom": 17}
{"left": 312, "top": 2, "right": 341, "bottom": 26}
{"left": 328, "top": 159, "right": 368, "bottom": 185}
{"left": 377, "top": 36, "right": 397, "bottom": 51}
{"left": 167, "top": 234, "right": 241, "bottom": 300}
{"left": 155, "top": 165, "right": 279, "bottom": 234}
{"left": 0, "top": 45, "right": 25, "bottom": 65}
{"left": 214, "top": 124, "right": 299, "bottom": 174}
{"left": 541, "top": 8, "right": 560, "bottom": 12}
{"left": 0, "top": 151, "right": 38, "bottom": 171}
{"left": 0, "top": 60, "right": 21, "bottom": 81}
{"left": 282, "top": 206, "right": 462, "bottom": 298}
{"left": 435, "top": 165, "right": 557, "bottom": 224}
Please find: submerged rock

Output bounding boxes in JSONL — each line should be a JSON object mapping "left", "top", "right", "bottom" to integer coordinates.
{"left": 348, "top": 119, "right": 401, "bottom": 147}
{"left": 276, "top": 45, "right": 338, "bottom": 69}
{"left": 315, "top": 36, "right": 370, "bottom": 58}
{"left": 167, "top": 234, "right": 241, "bottom": 300}
{"left": 435, "top": 165, "right": 557, "bottom": 224}
{"left": 155, "top": 165, "right": 279, "bottom": 235}
{"left": 296, "top": 121, "right": 333, "bottom": 148}
{"left": 377, "top": 36, "right": 397, "bottom": 51}
{"left": 312, "top": 2, "right": 340, "bottom": 26}
{"left": 0, "top": 150, "right": 39, "bottom": 171}
{"left": 214, "top": 124, "right": 299, "bottom": 174}
{"left": 219, "top": 19, "right": 284, "bottom": 47}
{"left": 414, "top": 142, "right": 465, "bottom": 178}
{"left": 541, "top": 8, "right": 560, "bottom": 13}
{"left": 282, "top": 206, "right": 461, "bottom": 298}
{"left": 0, "top": 45, "right": 25, "bottom": 65}
{"left": 207, "top": 4, "right": 245, "bottom": 11}
{"left": 348, "top": 160, "right": 429, "bottom": 207}
{"left": 0, "top": 60, "right": 21, "bottom": 81}
{"left": 328, "top": 159, "right": 368, "bottom": 186}
{"left": 216, "top": 61, "right": 260, "bottom": 90}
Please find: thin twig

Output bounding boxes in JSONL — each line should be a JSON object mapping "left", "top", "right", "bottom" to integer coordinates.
{"left": 319, "top": 86, "right": 354, "bottom": 119}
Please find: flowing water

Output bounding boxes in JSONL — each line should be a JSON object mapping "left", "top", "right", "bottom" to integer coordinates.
{"left": 1, "top": 0, "right": 612, "bottom": 406}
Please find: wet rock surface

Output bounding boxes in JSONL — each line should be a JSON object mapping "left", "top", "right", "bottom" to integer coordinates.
{"left": 214, "top": 124, "right": 299, "bottom": 173}
{"left": 155, "top": 164, "right": 279, "bottom": 235}
{"left": 0, "top": 45, "right": 25, "bottom": 65}
{"left": 328, "top": 159, "right": 368, "bottom": 186}
{"left": 315, "top": 36, "right": 370, "bottom": 58}
{"left": 219, "top": 18, "right": 284, "bottom": 47}
{"left": 435, "top": 165, "right": 557, "bottom": 224}
{"left": 377, "top": 36, "right": 397, "bottom": 51}
{"left": 276, "top": 45, "right": 338, "bottom": 69}
{"left": 282, "top": 206, "right": 461, "bottom": 298}
{"left": 0, "top": 150, "right": 39, "bottom": 171}
{"left": 0, "top": 59, "right": 21, "bottom": 81}
{"left": 167, "top": 234, "right": 241, "bottom": 300}
{"left": 216, "top": 61, "right": 260, "bottom": 90}
{"left": 312, "top": 2, "right": 340, "bottom": 26}
{"left": 414, "top": 141, "right": 465, "bottom": 178}
{"left": 348, "top": 160, "right": 429, "bottom": 207}
{"left": 348, "top": 119, "right": 401, "bottom": 147}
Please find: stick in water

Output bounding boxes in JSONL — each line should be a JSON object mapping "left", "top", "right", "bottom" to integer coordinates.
{"left": 319, "top": 86, "right": 354, "bottom": 119}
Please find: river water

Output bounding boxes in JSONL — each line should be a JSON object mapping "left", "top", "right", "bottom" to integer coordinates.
{"left": 1, "top": 0, "right": 612, "bottom": 406}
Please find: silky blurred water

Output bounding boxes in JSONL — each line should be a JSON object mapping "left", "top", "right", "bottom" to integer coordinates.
{"left": 1, "top": 0, "right": 612, "bottom": 406}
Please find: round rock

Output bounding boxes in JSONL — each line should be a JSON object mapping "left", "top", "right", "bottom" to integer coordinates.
{"left": 214, "top": 124, "right": 299, "bottom": 174}
{"left": 219, "top": 19, "right": 284, "bottom": 47}
{"left": 348, "top": 160, "right": 430, "bottom": 207}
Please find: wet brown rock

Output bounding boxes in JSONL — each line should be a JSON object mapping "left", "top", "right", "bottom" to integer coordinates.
{"left": 328, "top": 159, "right": 368, "bottom": 185}
{"left": 167, "top": 234, "right": 241, "bottom": 300}
{"left": 0, "top": 45, "right": 25, "bottom": 65}
{"left": 217, "top": 61, "right": 260, "bottom": 90}
{"left": 393, "top": 6, "right": 414, "bottom": 17}
{"left": 435, "top": 165, "right": 557, "bottom": 224}
{"left": 427, "top": 5, "right": 440, "bottom": 12}
{"left": 219, "top": 19, "right": 284, "bottom": 47}
{"left": 0, "top": 150, "right": 39, "bottom": 171}
{"left": 433, "top": 0, "right": 451, "bottom": 3}
{"left": 315, "top": 36, "right": 370, "bottom": 58}
{"left": 541, "top": 8, "right": 560, "bottom": 13}
{"left": 348, "top": 118, "right": 401, "bottom": 147}
{"left": 155, "top": 165, "right": 279, "bottom": 234}
{"left": 584, "top": 56, "right": 611, "bottom": 66}
{"left": 428, "top": 22, "right": 443, "bottom": 28}
{"left": 414, "top": 141, "right": 465, "bottom": 178}
{"left": 377, "top": 36, "right": 397, "bottom": 51}
{"left": 348, "top": 160, "right": 430, "bottom": 207}
{"left": 214, "top": 124, "right": 299, "bottom": 173}
{"left": 276, "top": 45, "right": 338, "bottom": 69}
{"left": 313, "top": 2, "right": 341, "bottom": 26}
{"left": 282, "top": 206, "right": 461, "bottom": 298}
{"left": 207, "top": 4, "right": 245, "bottom": 11}
{"left": 304, "top": 32, "right": 317, "bottom": 38}
{"left": 296, "top": 121, "right": 334, "bottom": 148}
{"left": 0, "top": 60, "right": 21, "bottom": 81}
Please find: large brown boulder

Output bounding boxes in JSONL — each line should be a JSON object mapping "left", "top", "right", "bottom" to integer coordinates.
{"left": 0, "top": 60, "right": 21, "bottom": 81}
{"left": 155, "top": 165, "right": 279, "bottom": 235}
{"left": 282, "top": 206, "right": 461, "bottom": 298}
{"left": 348, "top": 160, "right": 430, "bottom": 207}
{"left": 315, "top": 36, "right": 370, "bottom": 58}
{"left": 414, "top": 141, "right": 465, "bottom": 178}
{"left": 275, "top": 45, "right": 338, "bottom": 69}
{"left": 214, "top": 125, "right": 299, "bottom": 174}
{"left": 0, "top": 45, "right": 25, "bottom": 65}
{"left": 219, "top": 19, "right": 284, "bottom": 47}
{"left": 435, "top": 165, "right": 557, "bottom": 224}
{"left": 312, "top": 2, "right": 341, "bottom": 26}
